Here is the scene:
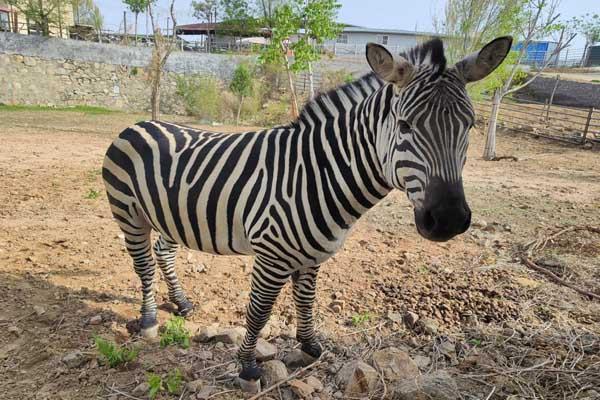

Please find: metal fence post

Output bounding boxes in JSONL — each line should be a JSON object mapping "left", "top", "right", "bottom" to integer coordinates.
{"left": 582, "top": 107, "right": 594, "bottom": 144}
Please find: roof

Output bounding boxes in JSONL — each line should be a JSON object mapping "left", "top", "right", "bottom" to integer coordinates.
{"left": 176, "top": 22, "right": 271, "bottom": 37}
{"left": 341, "top": 25, "right": 440, "bottom": 37}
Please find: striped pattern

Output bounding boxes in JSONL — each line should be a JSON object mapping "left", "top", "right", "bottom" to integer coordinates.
{"left": 102, "top": 38, "right": 476, "bottom": 379}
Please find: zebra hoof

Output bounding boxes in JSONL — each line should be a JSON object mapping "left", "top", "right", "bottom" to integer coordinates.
{"left": 140, "top": 323, "right": 159, "bottom": 339}
{"left": 301, "top": 342, "right": 323, "bottom": 359}
{"left": 175, "top": 301, "right": 194, "bottom": 318}
{"left": 236, "top": 377, "right": 261, "bottom": 393}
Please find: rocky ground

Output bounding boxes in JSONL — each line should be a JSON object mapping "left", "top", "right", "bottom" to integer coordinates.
{"left": 0, "top": 109, "right": 599, "bottom": 400}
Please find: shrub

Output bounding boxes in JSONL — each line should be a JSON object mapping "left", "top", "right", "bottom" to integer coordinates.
{"left": 159, "top": 316, "right": 190, "bottom": 349}
{"left": 230, "top": 63, "right": 254, "bottom": 124}
{"left": 94, "top": 336, "right": 138, "bottom": 368}
{"left": 256, "top": 100, "right": 292, "bottom": 126}
{"left": 175, "top": 74, "right": 222, "bottom": 121}
{"left": 321, "top": 69, "right": 355, "bottom": 92}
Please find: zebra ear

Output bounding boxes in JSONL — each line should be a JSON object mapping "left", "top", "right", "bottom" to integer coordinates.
{"left": 366, "top": 43, "right": 413, "bottom": 86}
{"left": 456, "top": 36, "right": 513, "bottom": 83}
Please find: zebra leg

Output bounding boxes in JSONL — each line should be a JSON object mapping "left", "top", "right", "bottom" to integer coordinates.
{"left": 123, "top": 229, "right": 160, "bottom": 338}
{"left": 153, "top": 235, "right": 194, "bottom": 317}
{"left": 238, "top": 258, "right": 288, "bottom": 384}
{"left": 292, "top": 266, "right": 323, "bottom": 360}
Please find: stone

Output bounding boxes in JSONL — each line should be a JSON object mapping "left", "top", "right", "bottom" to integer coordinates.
{"left": 197, "top": 350, "right": 213, "bottom": 361}
{"left": 413, "top": 355, "right": 431, "bottom": 369}
{"left": 391, "top": 370, "right": 458, "bottom": 400}
{"left": 196, "top": 386, "right": 215, "bottom": 400}
{"left": 186, "top": 379, "right": 206, "bottom": 393}
{"left": 256, "top": 338, "right": 277, "bottom": 361}
{"left": 335, "top": 360, "right": 378, "bottom": 396}
{"left": 305, "top": 376, "right": 324, "bottom": 392}
{"left": 213, "top": 327, "right": 246, "bottom": 345}
{"left": 371, "top": 347, "right": 420, "bottom": 381}
{"left": 419, "top": 317, "right": 439, "bottom": 335}
{"left": 88, "top": 315, "right": 103, "bottom": 325}
{"left": 133, "top": 382, "right": 150, "bottom": 395}
{"left": 387, "top": 311, "right": 403, "bottom": 324}
{"left": 33, "top": 305, "right": 46, "bottom": 316}
{"left": 62, "top": 351, "right": 88, "bottom": 368}
{"left": 193, "top": 324, "right": 220, "bottom": 343}
{"left": 284, "top": 349, "right": 317, "bottom": 369}
{"left": 403, "top": 311, "right": 419, "bottom": 328}
{"left": 261, "top": 360, "right": 289, "bottom": 387}
{"left": 8, "top": 326, "right": 21, "bottom": 336}
{"left": 471, "top": 219, "right": 488, "bottom": 229}
{"left": 288, "top": 379, "right": 314, "bottom": 399}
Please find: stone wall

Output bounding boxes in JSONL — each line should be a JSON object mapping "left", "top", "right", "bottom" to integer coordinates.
{"left": 0, "top": 32, "right": 250, "bottom": 112}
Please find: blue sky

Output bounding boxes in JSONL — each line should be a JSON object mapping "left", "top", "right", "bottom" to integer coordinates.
{"left": 96, "top": 0, "right": 599, "bottom": 47}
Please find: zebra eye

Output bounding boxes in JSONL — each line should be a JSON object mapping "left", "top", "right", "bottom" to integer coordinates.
{"left": 399, "top": 120, "right": 412, "bottom": 133}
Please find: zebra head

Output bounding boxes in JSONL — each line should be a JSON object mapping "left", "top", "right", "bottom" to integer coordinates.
{"left": 366, "top": 37, "right": 512, "bottom": 241}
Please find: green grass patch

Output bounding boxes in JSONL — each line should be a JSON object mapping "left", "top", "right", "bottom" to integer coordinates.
{"left": 85, "top": 188, "right": 101, "bottom": 200}
{"left": 147, "top": 369, "right": 183, "bottom": 398}
{"left": 0, "top": 104, "right": 117, "bottom": 115}
{"left": 351, "top": 311, "right": 373, "bottom": 326}
{"left": 159, "top": 316, "right": 190, "bottom": 349}
{"left": 94, "top": 336, "right": 139, "bottom": 368}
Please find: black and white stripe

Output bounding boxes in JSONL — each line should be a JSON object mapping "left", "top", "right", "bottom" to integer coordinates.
{"left": 102, "top": 38, "right": 492, "bottom": 381}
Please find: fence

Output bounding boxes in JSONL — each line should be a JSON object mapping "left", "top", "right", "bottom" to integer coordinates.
{"left": 474, "top": 96, "right": 600, "bottom": 146}
{"left": 519, "top": 48, "right": 600, "bottom": 68}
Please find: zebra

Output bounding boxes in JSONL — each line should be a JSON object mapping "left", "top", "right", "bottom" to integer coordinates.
{"left": 102, "top": 36, "right": 512, "bottom": 388}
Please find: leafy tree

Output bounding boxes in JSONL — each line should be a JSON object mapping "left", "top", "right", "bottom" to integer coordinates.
{"left": 230, "top": 63, "right": 254, "bottom": 124}
{"left": 192, "top": 0, "right": 220, "bottom": 51}
{"left": 569, "top": 13, "right": 600, "bottom": 66}
{"left": 123, "top": 0, "right": 151, "bottom": 44}
{"left": 255, "top": 0, "right": 288, "bottom": 28}
{"left": 219, "top": 0, "right": 259, "bottom": 46}
{"left": 7, "top": 0, "right": 71, "bottom": 36}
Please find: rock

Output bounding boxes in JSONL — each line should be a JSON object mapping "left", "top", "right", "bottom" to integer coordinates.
{"left": 471, "top": 219, "right": 487, "bottom": 229}
{"left": 284, "top": 349, "right": 317, "bottom": 369}
{"left": 386, "top": 311, "right": 403, "bottom": 324}
{"left": 133, "top": 382, "right": 150, "bottom": 395}
{"left": 261, "top": 360, "right": 289, "bottom": 387}
{"left": 62, "top": 351, "right": 87, "bottom": 368}
{"left": 335, "top": 360, "right": 378, "bottom": 396}
{"left": 193, "top": 324, "right": 220, "bottom": 343}
{"left": 256, "top": 338, "right": 277, "bottom": 361}
{"left": 33, "top": 305, "right": 46, "bottom": 316}
{"left": 186, "top": 379, "right": 207, "bottom": 393}
{"left": 403, "top": 311, "right": 419, "bottom": 328}
{"left": 288, "top": 379, "right": 314, "bottom": 399}
{"left": 419, "top": 317, "right": 439, "bottom": 335}
{"left": 413, "top": 355, "right": 431, "bottom": 369}
{"left": 88, "top": 315, "right": 103, "bottom": 325}
{"left": 391, "top": 370, "right": 458, "bottom": 400}
{"left": 372, "top": 347, "right": 420, "bottom": 381}
{"left": 8, "top": 326, "right": 21, "bottom": 336}
{"left": 195, "top": 385, "right": 215, "bottom": 399}
{"left": 214, "top": 327, "right": 246, "bottom": 345}
{"left": 305, "top": 376, "right": 324, "bottom": 392}
{"left": 197, "top": 350, "right": 213, "bottom": 361}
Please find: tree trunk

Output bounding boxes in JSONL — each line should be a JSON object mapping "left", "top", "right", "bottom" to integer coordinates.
{"left": 135, "top": 13, "right": 138, "bottom": 45}
{"left": 308, "top": 61, "right": 315, "bottom": 98}
{"left": 151, "top": 74, "right": 161, "bottom": 121}
{"left": 483, "top": 89, "right": 501, "bottom": 161}
{"left": 282, "top": 51, "right": 299, "bottom": 119}
{"left": 236, "top": 96, "right": 244, "bottom": 125}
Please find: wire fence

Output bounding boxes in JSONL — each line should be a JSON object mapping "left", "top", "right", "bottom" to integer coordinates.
{"left": 474, "top": 96, "right": 600, "bottom": 146}
{"left": 522, "top": 49, "right": 600, "bottom": 68}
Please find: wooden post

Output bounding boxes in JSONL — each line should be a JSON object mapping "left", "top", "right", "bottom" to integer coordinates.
{"left": 582, "top": 108, "right": 594, "bottom": 144}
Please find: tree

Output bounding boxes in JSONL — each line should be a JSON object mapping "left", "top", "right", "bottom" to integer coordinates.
{"left": 148, "top": 0, "right": 177, "bottom": 120}
{"left": 255, "top": 0, "right": 287, "bottom": 28}
{"left": 123, "top": 0, "right": 150, "bottom": 44}
{"left": 219, "top": 0, "right": 259, "bottom": 49}
{"left": 7, "top": 0, "right": 70, "bottom": 36}
{"left": 260, "top": 0, "right": 341, "bottom": 116}
{"left": 192, "top": 0, "right": 220, "bottom": 52}
{"left": 88, "top": 3, "right": 103, "bottom": 42}
{"left": 569, "top": 13, "right": 600, "bottom": 66}
{"left": 481, "top": 0, "right": 575, "bottom": 160}
{"left": 230, "top": 63, "right": 254, "bottom": 124}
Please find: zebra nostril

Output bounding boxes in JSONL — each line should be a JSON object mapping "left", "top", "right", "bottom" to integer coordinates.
{"left": 422, "top": 209, "right": 436, "bottom": 232}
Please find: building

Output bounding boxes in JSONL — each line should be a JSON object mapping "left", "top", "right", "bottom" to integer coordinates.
{"left": 323, "top": 25, "right": 440, "bottom": 56}
{"left": 514, "top": 40, "right": 560, "bottom": 66}
{"left": 0, "top": 1, "right": 74, "bottom": 38}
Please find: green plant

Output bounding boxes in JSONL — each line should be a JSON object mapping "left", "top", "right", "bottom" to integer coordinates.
{"left": 94, "top": 336, "right": 139, "bottom": 368}
{"left": 147, "top": 372, "right": 163, "bottom": 399}
{"left": 146, "top": 369, "right": 183, "bottom": 398}
{"left": 175, "top": 74, "right": 222, "bottom": 121}
{"left": 164, "top": 369, "right": 183, "bottom": 394}
{"left": 159, "top": 316, "right": 190, "bottom": 348}
{"left": 351, "top": 312, "right": 372, "bottom": 326}
{"left": 256, "top": 100, "right": 291, "bottom": 126}
{"left": 230, "top": 63, "right": 254, "bottom": 124}
{"left": 85, "top": 188, "right": 101, "bottom": 199}
{"left": 321, "top": 69, "right": 355, "bottom": 92}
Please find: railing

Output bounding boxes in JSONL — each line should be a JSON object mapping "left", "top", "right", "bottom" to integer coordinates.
{"left": 474, "top": 96, "right": 600, "bottom": 146}
{"left": 519, "top": 49, "right": 600, "bottom": 68}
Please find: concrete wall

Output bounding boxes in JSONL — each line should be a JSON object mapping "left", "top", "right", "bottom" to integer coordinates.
{"left": 324, "top": 33, "right": 418, "bottom": 56}
{"left": 0, "top": 32, "right": 250, "bottom": 112}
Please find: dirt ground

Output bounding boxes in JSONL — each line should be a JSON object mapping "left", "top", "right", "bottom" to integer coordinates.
{"left": 0, "top": 109, "right": 599, "bottom": 400}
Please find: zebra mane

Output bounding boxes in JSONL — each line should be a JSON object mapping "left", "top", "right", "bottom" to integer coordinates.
{"left": 294, "top": 72, "right": 383, "bottom": 127}
{"left": 400, "top": 38, "right": 447, "bottom": 74}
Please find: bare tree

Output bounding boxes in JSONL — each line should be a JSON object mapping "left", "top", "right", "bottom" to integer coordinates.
{"left": 148, "top": 0, "right": 178, "bottom": 121}
{"left": 192, "top": 0, "right": 220, "bottom": 52}
{"left": 482, "top": 0, "right": 576, "bottom": 160}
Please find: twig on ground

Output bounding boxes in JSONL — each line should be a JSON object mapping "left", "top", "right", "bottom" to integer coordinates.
{"left": 106, "top": 385, "right": 143, "bottom": 400}
{"left": 247, "top": 355, "right": 325, "bottom": 400}
{"left": 207, "top": 389, "right": 237, "bottom": 399}
{"left": 341, "top": 322, "right": 386, "bottom": 337}
{"left": 484, "top": 386, "right": 496, "bottom": 400}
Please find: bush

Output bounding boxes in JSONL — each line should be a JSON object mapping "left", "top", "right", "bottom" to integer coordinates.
{"left": 321, "top": 69, "right": 355, "bottom": 92}
{"left": 175, "top": 74, "right": 222, "bottom": 121}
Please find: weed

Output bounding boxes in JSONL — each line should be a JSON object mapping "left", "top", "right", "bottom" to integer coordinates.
{"left": 147, "top": 372, "right": 163, "bottom": 399}
{"left": 351, "top": 312, "right": 372, "bottom": 326}
{"left": 592, "top": 79, "right": 600, "bottom": 83}
{"left": 159, "top": 316, "right": 190, "bottom": 348}
{"left": 85, "top": 188, "right": 101, "bottom": 199}
{"left": 94, "top": 336, "right": 139, "bottom": 368}
{"left": 146, "top": 369, "right": 183, "bottom": 398}
{"left": 164, "top": 369, "right": 183, "bottom": 394}
{"left": 0, "top": 104, "right": 116, "bottom": 115}
{"left": 469, "top": 338, "right": 482, "bottom": 347}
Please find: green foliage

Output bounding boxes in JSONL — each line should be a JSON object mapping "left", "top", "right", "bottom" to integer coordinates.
{"left": 256, "top": 100, "right": 290, "bottom": 126}
{"left": 94, "top": 336, "right": 139, "bottom": 368}
{"left": 351, "top": 312, "right": 372, "bottom": 326}
{"left": 0, "top": 104, "right": 116, "bottom": 115}
{"left": 159, "top": 316, "right": 190, "bottom": 349}
{"left": 85, "top": 188, "right": 101, "bottom": 199}
{"left": 219, "top": 0, "right": 260, "bottom": 37}
{"left": 230, "top": 63, "right": 254, "bottom": 98}
{"left": 122, "top": 0, "right": 152, "bottom": 14}
{"left": 146, "top": 369, "right": 183, "bottom": 398}
{"left": 467, "top": 51, "right": 526, "bottom": 100}
{"left": 569, "top": 13, "right": 600, "bottom": 46}
{"left": 175, "top": 74, "right": 222, "bottom": 121}
{"left": 321, "top": 69, "right": 354, "bottom": 92}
